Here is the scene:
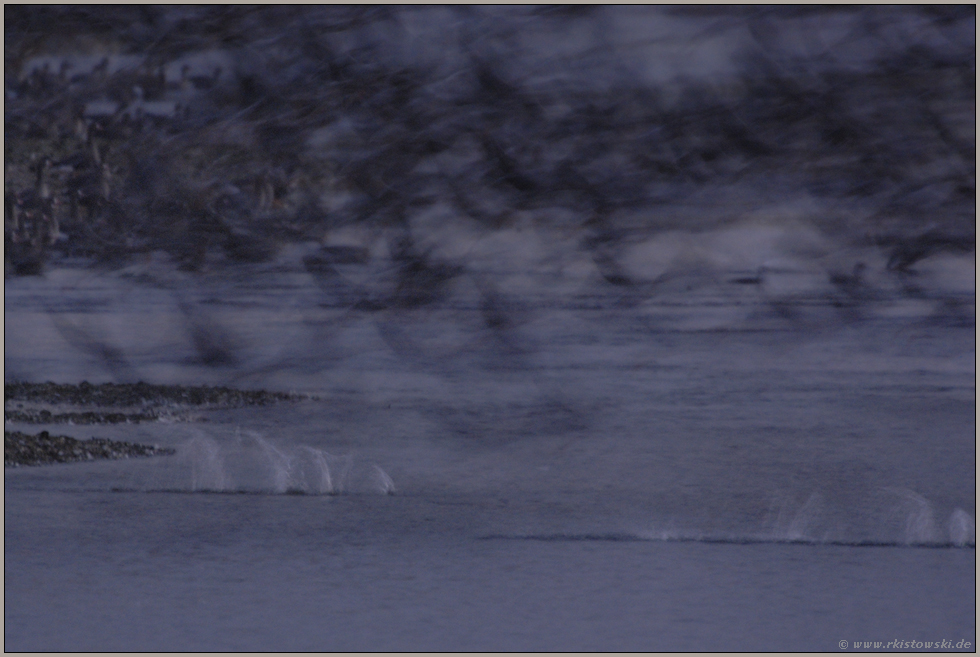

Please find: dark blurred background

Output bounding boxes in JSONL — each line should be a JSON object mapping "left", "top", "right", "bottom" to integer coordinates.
{"left": 5, "top": 5, "right": 974, "bottom": 284}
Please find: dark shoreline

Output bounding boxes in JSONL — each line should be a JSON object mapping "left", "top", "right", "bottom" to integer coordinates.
{"left": 5, "top": 409, "right": 165, "bottom": 425}
{"left": 5, "top": 430, "right": 175, "bottom": 467}
{"left": 5, "top": 381, "right": 309, "bottom": 407}
{"left": 4, "top": 381, "right": 309, "bottom": 466}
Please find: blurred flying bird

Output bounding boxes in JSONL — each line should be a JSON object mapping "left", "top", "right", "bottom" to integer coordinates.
{"left": 49, "top": 314, "right": 138, "bottom": 382}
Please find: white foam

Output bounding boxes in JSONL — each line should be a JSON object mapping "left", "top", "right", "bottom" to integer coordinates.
{"left": 948, "top": 509, "right": 975, "bottom": 547}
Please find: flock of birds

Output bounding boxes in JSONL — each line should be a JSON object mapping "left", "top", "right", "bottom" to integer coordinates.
{"left": 37, "top": 216, "right": 974, "bottom": 389}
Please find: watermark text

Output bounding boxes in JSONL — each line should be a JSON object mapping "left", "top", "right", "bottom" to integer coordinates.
{"left": 840, "top": 639, "right": 972, "bottom": 650}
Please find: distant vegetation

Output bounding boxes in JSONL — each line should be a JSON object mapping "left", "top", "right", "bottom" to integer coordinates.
{"left": 5, "top": 6, "right": 974, "bottom": 277}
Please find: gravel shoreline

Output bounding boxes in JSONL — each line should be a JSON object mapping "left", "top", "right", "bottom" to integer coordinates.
{"left": 4, "top": 382, "right": 308, "bottom": 467}
{"left": 5, "top": 430, "right": 175, "bottom": 467}
{"left": 5, "top": 409, "right": 165, "bottom": 425}
{"left": 5, "top": 381, "right": 308, "bottom": 408}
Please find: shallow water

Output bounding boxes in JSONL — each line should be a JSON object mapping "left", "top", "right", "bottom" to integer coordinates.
{"left": 4, "top": 254, "right": 976, "bottom": 650}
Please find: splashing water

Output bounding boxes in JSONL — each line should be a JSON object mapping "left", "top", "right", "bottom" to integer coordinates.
{"left": 300, "top": 446, "right": 333, "bottom": 493}
{"left": 786, "top": 493, "right": 823, "bottom": 541}
{"left": 882, "top": 488, "right": 940, "bottom": 545}
{"left": 246, "top": 432, "right": 359, "bottom": 495}
{"left": 250, "top": 432, "right": 297, "bottom": 493}
{"left": 638, "top": 526, "right": 697, "bottom": 542}
{"left": 765, "top": 493, "right": 825, "bottom": 542}
{"left": 373, "top": 464, "right": 396, "bottom": 495}
{"left": 948, "top": 509, "right": 975, "bottom": 547}
{"left": 186, "top": 434, "right": 229, "bottom": 492}
{"left": 299, "top": 446, "right": 353, "bottom": 494}
{"left": 748, "top": 489, "right": 974, "bottom": 547}
{"left": 175, "top": 430, "right": 376, "bottom": 495}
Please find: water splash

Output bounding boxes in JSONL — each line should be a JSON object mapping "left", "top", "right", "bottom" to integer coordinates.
{"left": 251, "top": 433, "right": 297, "bottom": 493}
{"left": 174, "top": 430, "right": 377, "bottom": 495}
{"left": 766, "top": 492, "right": 824, "bottom": 541}
{"left": 786, "top": 493, "right": 823, "bottom": 541}
{"left": 301, "top": 446, "right": 332, "bottom": 493}
{"left": 185, "top": 434, "right": 229, "bottom": 492}
{"left": 299, "top": 446, "right": 353, "bottom": 494}
{"left": 489, "top": 532, "right": 974, "bottom": 548}
{"left": 754, "top": 489, "right": 974, "bottom": 547}
{"left": 638, "top": 527, "right": 698, "bottom": 542}
{"left": 882, "top": 488, "right": 940, "bottom": 545}
{"left": 245, "top": 431, "right": 359, "bottom": 495}
{"left": 373, "top": 464, "right": 396, "bottom": 495}
{"left": 948, "top": 509, "right": 975, "bottom": 547}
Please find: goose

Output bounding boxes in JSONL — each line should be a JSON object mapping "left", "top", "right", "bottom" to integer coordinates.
{"left": 827, "top": 262, "right": 867, "bottom": 301}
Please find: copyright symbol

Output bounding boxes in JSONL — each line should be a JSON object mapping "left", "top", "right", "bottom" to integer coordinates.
{"left": 839, "top": 640, "right": 848, "bottom": 649}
